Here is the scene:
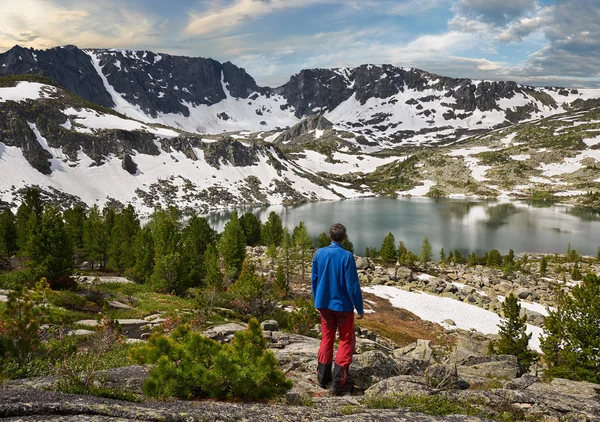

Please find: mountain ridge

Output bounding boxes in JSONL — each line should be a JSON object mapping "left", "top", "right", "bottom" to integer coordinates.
{"left": 2, "top": 44, "right": 599, "bottom": 149}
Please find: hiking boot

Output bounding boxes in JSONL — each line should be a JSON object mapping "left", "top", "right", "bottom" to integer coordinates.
{"left": 317, "top": 362, "right": 332, "bottom": 389}
{"left": 329, "top": 363, "right": 352, "bottom": 396}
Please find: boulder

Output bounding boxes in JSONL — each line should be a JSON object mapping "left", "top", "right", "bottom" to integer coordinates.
{"left": 458, "top": 355, "right": 521, "bottom": 379}
{"left": 203, "top": 323, "right": 247, "bottom": 342}
{"left": 395, "top": 339, "right": 433, "bottom": 361}
{"left": 261, "top": 320, "right": 279, "bottom": 331}
{"left": 350, "top": 350, "right": 400, "bottom": 389}
{"left": 107, "top": 300, "right": 132, "bottom": 310}
{"left": 364, "top": 376, "right": 434, "bottom": 400}
{"left": 515, "top": 288, "right": 532, "bottom": 300}
{"left": 356, "top": 257, "right": 371, "bottom": 270}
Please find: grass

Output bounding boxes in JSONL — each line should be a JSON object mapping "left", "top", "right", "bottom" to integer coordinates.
{"left": 364, "top": 393, "right": 533, "bottom": 422}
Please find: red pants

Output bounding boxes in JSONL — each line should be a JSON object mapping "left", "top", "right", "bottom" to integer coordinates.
{"left": 318, "top": 309, "right": 355, "bottom": 368}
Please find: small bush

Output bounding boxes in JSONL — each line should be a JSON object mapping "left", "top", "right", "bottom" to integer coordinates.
{"left": 288, "top": 297, "right": 320, "bottom": 337}
{"left": 130, "top": 319, "right": 292, "bottom": 400}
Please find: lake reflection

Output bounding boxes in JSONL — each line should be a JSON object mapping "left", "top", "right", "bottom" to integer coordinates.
{"left": 205, "top": 198, "right": 599, "bottom": 257}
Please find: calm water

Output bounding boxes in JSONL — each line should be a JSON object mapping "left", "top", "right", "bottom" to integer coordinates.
{"left": 205, "top": 198, "right": 600, "bottom": 257}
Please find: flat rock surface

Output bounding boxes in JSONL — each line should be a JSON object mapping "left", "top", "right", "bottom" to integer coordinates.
{"left": 0, "top": 385, "right": 491, "bottom": 421}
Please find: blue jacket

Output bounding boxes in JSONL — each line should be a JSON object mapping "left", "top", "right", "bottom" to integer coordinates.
{"left": 312, "top": 242, "right": 364, "bottom": 314}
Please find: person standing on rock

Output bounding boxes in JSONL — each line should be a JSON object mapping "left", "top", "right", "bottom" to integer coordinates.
{"left": 312, "top": 223, "right": 364, "bottom": 395}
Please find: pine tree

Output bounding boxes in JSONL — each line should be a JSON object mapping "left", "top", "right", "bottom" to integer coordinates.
{"left": 341, "top": 237, "right": 354, "bottom": 253}
{"left": 317, "top": 232, "right": 330, "bottom": 248}
{"left": 63, "top": 204, "right": 87, "bottom": 251}
{"left": 149, "top": 208, "right": 188, "bottom": 294}
{"left": 570, "top": 261, "right": 582, "bottom": 281}
{"left": 279, "top": 228, "right": 295, "bottom": 286}
{"left": 107, "top": 205, "right": 140, "bottom": 273}
{"left": 439, "top": 248, "right": 446, "bottom": 264}
{"left": 83, "top": 206, "right": 107, "bottom": 270}
{"left": 229, "top": 259, "right": 274, "bottom": 319}
{"left": 419, "top": 236, "right": 432, "bottom": 264}
{"left": 239, "top": 212, "right": 262, "bottom": 246}
{"left": 261, "top": 211, "right": 283, "bottom": 247}
{"left": 274, "top": 264, "right": 288, "bottom": 298}
{"left": 203, "top": 244, "right": 223, "bottom": 291}
{"left": 180, "top": 214, "right": 216, "bottom": 286}
{"left": 453, "top": 249, "right": 465, "bottom": 264}
{"left": 504, "top": 249, "right": 515, "bottom": 266}
{"left": 0, "top": 209, "right": 17, "bottom": 256}
{"left": 490, "top": 294, "right": 538, "bottom": 372}
{"left": 25, "top": 206, "right": 73, "bottom": 287}
{"left": 292, "top": 222, "right": 313, "bottom": 280}
{"left": 540, "top": 255, "right": 548, "bottom": 274}
{"left": 127, "top": 226, "right": 154, "bottom": 283}
{"left": 541, "top": 273, "right": 600, "bottom": 383}
{"left": 398, "top": 241, "right": 408, "bottom": 260}
{"left": 487, "top": 249, "right": 503, "bottom": 267}
{"left": 379, "top": 232, "right": 397, "bottom": 264}
{"left": 218, "top": 211, "right": 246, "bottom": 279}
{"left": 467, "top": 252, "right": 479, "bottom": 267}
{"left": 15, "top": 188, "right": 44, "bottom": 254}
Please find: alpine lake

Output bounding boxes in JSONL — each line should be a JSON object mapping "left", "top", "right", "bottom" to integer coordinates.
{"left": 205, "top": 197, "right": 600, "bottom": 258}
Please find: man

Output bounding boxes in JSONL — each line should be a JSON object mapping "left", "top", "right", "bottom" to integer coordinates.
{"left": 311, "top": 223, "right": 364, "bottom": 395}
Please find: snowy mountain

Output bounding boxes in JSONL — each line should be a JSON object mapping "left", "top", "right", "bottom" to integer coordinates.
{"left": 3, "top": 45, "right": 600, "bottom": 150}
{"left": 0, "top": 78, "right": 398, "bottom": 213}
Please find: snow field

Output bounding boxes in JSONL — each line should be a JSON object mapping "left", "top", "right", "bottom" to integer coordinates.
{"left": 364, "top": 285, "right": 543, "bottom": 352}
{"left": 0, "top": 82, "right": 56, "bottom": 102}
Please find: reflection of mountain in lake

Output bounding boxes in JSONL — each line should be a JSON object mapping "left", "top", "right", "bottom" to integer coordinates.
{"left": 482, "top": 203, "right": 520, "bottom": 229}
{"left": 442, "top": 201, "right": 481, "bottom": 221}
{"left": 526, "top": 200, "right": 555, "bottom": 209}
{"left": 564, "top": 207, "right": 600, "bottom": 222}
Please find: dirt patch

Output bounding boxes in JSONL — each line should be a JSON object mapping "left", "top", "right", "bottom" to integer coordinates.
{"left": 358, "top": 292, "right": 451, "bottom": 348}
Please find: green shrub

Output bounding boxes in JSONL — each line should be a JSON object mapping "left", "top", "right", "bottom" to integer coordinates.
{"left": 228, "top": 260, "right": 276, "bottom": 320}
{"left": 288, "top": 297, "right": 320, "bottom": 337}
{"left": 130, "top": 319, "right": 292, "bottom": 400}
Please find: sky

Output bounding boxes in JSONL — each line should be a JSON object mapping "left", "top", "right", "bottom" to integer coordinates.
{"left": 0, "top": 0, "right": 599, "bottom": 88}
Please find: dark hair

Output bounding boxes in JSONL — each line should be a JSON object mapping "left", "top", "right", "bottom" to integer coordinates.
{"left": 329, "top": 223, "right": 347, "bottom": 242}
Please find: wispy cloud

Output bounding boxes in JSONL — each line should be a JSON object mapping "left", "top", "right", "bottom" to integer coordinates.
{"left": 0, "top": 0, "right": 166, "bottom": 51}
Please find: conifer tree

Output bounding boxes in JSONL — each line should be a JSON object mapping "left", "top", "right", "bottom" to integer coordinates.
{"left": 127, "top": 226, "right": 154, "bottom": 283}
{"left": 239, "top": 212, "right": 262, "bottom": 246}
{"left": 539, "top": 255, "right": 548, "bottom": 274}
{"left": 419, "top": 236, "right": 432, "bottom": 264}
{"left": 317, "top": 232, "right": 330, "bottom": 248}
{"left": 279, "top": 228, "right": 295, "bottom": 286}
{"left": 203, "top": 244, "right": 223, "bottom": 291}
{"left": 149, "top": 208, "right": 188, "bottom": 293}
{"left": 273, "top": 264, "right": 288, "bottom": 298}
{"left": 541, "top": 273, "right": 600, "bottom": 383}
{"left": 570, "top": 261, "right": 582, "bottom": 281}
{"left": 229, "top": 259, "right": 273, "bottom": 319}
{"left": 504, "top": 249, "right": 515, "bottom": 266}
{"left": 490, "top": 294, "right": 537, "bottom": 372}
{"left": 379, "top": 232, "right": 397, "bottom": 264}
{"left": 341, "top": 237, "right": 354, "bottom": 253}
{"left": 63, "top": 204, "right": 87, "bottom": 251}
{"left": 398, "top": 241, "right": 408, "bottom": 259}
{"left": 292, "top": 222, "right": 313, "bottom": 280}
{"left": 15, "top": 188, "right": 44, "bottom": 253}
{"left": 467, "top": 252, "right": 479, "bottom": 267}
{"left": 83, "top": 206, "right": 107, "bottom": 270}
{"left": 0, "top": 209, "right": 17, "bottom": 256}
{"left": 261, "top": 211, "right": 283, "bottom": 247}
{"left": 487, "top": 249, "right": 503, "bottom": 267}
{"left": 439, "top": 248, "right": 446, "bottom": 264}
{"left": 180, "top": 214, "right": 216, "bottom": 286}
{"left": 26, "top": 206, "right": 73, "bottom": 287}
{"left": 218, "top": 211, "right": 246, "bottom": 279}
{"left": 107, "top": 205, "right": 140, "bottom": 272}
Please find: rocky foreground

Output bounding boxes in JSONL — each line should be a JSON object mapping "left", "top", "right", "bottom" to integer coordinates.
{"left": 2, "top": 321, "right": 599, "bottom": 421}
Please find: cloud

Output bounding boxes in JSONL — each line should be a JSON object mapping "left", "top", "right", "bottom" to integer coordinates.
{"left": 0, "top": 0, "right": 166, "bottom": 51}
{"left": 184, "top": 0, "right": 339, "bottom": 36}
{"left": 455, "top": 0, "right": 538, "bottom": 25}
